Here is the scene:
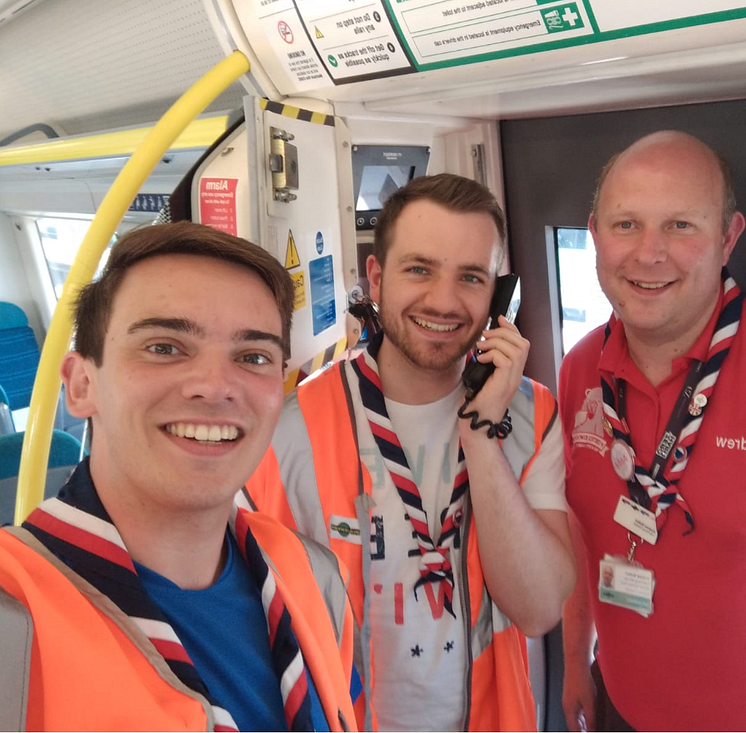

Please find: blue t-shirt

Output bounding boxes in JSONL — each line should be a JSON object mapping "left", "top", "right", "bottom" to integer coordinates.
{"left": 136, "top": 532, "right": 328, "bottom": 732}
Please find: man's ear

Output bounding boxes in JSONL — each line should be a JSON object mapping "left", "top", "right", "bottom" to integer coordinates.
{"left": 61, "top": 352, "right": 98, "bottom": 418}
{"left": 723, "top": 211, "right": 746, "bottom": 264}
{"left": 367, "top": 254, "right": 383, "bottom": 303}
{"left": 588, "top": 213, "right": 598, "bottom": 240}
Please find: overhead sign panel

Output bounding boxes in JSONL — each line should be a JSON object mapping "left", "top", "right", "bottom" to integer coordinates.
{"left": 235, "top": 0, "right": 746, "bottom": 91}
{"left": 242, "top": 0, "right": 330, "bottom": 90}
{"left": 385, "top": 0, "right": 746, "bottom": 70}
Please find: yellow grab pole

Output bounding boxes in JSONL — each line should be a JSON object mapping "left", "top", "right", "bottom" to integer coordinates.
{"left": 15, "top": 51, "right": 250, "bottom": 524}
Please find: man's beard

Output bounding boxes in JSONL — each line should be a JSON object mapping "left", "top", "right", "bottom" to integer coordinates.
{"left": 377, "top": 301, "right": 480, "bottom": 373}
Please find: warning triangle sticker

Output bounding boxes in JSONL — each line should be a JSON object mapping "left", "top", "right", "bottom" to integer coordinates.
{"left": 285, "top": 229, "right": 301, "bottom": 269}
{"left": 315, "top": 26, "right": 324, "bottom": 38}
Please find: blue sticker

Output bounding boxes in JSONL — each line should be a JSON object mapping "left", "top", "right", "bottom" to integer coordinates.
{"left": 315, "top": 231, "right": 324, "bottom": 255}
{"left": 309, "top": 255, "right": 336, "bottom": 336}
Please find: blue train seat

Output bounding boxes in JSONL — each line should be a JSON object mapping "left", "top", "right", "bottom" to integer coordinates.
{"left": 0, "top": 384, "right": 14, "bottom": 436}
{"left": 0, "top": 302, "right": 41, "bottom": 412}
{"left": 0, "top": 301, "right": 86, "bottom": 443}
{"left": 0, "top": 429, "right": 83, "bottom": 525}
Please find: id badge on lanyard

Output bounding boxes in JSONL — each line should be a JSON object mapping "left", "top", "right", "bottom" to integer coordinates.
{"left": 599, "top": 363, "right": 702, "bottom": 617}
{"left": 604, "top": 497, "right": 658, "bottom": 613}
{"left": 599, "top": 536, "right": 655, "bottom": 617}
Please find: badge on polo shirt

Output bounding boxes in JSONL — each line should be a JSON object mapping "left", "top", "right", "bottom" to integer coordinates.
{"left": 688, "top": 393, "right": 707, "bottom": 416}
{"left": 610, "top": 439, "right": 636, "bottom": 481}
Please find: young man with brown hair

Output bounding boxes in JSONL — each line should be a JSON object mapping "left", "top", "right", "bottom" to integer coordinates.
{"left": 0, "top": 221, "right": 355, "bottom": 731}
{"left": 246, "top": 173, "right": 575, "bottom": 731}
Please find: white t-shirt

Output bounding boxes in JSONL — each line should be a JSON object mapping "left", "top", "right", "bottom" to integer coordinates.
{"left": 364, "top": 385, "right": 466, "bottom": 731}
{"left": 346, "top": 362, "right": 566, "bottom": 731}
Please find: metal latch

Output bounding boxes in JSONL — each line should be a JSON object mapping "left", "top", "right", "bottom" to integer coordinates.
{"left": 269, "top": 127, "right": 298, "bottom": 203}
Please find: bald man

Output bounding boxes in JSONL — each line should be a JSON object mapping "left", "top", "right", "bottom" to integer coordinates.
{"left": 558, "top": 131, "right": 746, "bottom": 731}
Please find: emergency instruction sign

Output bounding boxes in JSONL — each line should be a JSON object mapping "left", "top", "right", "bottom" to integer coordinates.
{"left": 240, "top": 0, "right": 746, "bottom": 88}
{"left": 198, "top": 178, "right": 238, "bottom": 236}
{"left": 385, "top": 0, "right": 746, "bottom": 71}
{"left": 292, "top": 0, "right": 413, "bottom": 81}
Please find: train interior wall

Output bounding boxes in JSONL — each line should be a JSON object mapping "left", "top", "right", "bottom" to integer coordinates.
{"left": 501, "top": 98, "right": 746, "bottom": 396}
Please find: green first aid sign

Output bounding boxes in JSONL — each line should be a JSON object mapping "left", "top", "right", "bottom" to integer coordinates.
{"left": 541, "top": 4, "right": 585, "bottom": 33}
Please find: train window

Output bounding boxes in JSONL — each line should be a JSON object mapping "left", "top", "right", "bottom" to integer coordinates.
{"left": 36, "top": 218, "right": 115, "bottom": 300}
{"left": 555, "top": 227, "right": 612, "bottom": 353}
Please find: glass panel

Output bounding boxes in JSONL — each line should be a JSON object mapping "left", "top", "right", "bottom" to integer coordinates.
{"left": 555, "top": 227, "right": 612, "bottom": 354}
{"left": 36, "top": 218, "right": 115, "bottom": 300}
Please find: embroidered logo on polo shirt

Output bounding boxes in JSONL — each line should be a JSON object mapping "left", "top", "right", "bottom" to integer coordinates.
{"left": 571, "top": 387, "right": 609, "bottom": 456}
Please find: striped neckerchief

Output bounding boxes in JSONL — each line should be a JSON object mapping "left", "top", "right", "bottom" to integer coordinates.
{"left": 23, "top": 459, "right": 313, "bottom": 731}
{"left": 600, "top": 268, "right": 744, "bottom": 533}
{"left": 351, "top": 332, "right": 468, "bottom": 620}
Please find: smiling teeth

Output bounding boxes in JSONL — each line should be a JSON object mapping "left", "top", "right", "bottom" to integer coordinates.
{"left": 413, "top": 317, "right": 458, "bottom": 332}
{"left": 634, "top": 281, "right": 668, "bottom": 290}
{"left": 166, "top": 423, "right": 238, "bottom": 442}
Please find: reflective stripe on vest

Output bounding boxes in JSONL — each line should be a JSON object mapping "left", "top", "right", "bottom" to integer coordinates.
{"left": 0, "top": 586, "right": 33, "bottom": 732}
{"left": 293, "top": 530, "right": 349, "bottom": 647}
{"left": 271, "top": 392, "right": 329, "bottom": 545}
{"left": 502, "top": 377, "right": 558, "bottom": 484}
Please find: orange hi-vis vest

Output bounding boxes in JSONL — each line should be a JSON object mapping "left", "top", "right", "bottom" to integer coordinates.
{"left": 0, "top": 510, "right": 356, "bottom": 732}
{"left": 246, "top": 360, "right": 559, "bottom": 731}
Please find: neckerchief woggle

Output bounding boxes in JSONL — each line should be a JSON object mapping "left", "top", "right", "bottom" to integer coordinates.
{"left": 22, "top": 459, "right": 313, "bottom": 731}
{"left": 351, "top": 331, "right": 468, "bottom": 619}
{"left": 600, "top": 268, "right": 743, "bottom": 534}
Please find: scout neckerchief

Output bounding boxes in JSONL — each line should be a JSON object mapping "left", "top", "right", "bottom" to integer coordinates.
{"left": 23, "top": 459, "right": 313, "bottom": 732}
{"left": 600, "top": 268, "right": 743, "bottom": 535}
{"left": 351, "top": 331, "right": 468, "bottom": 620}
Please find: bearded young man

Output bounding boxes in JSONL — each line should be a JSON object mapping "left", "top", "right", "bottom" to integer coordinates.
{"left": 245, "top": 174, "right": 574, "bottom": 732}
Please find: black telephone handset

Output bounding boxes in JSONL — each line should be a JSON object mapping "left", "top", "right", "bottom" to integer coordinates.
{"left": 461, "top": 274, "right": 521, "bottom": 400}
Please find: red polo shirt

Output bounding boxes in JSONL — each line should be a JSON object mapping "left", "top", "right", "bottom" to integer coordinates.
{"left": 559, "top": 287, "right": 746, "bottom": 731}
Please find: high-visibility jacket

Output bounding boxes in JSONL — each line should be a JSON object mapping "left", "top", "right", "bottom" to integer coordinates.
{"left": 246, "top": 360, "right": 559, "bottom": 731}
{"left": 0, "top": 509, "right": 356, "bottom": 732}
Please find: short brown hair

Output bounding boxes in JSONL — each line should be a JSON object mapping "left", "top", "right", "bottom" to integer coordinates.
{"left": 373, "top": 173, "right": 507, "bottom": 266}
{"left": 591, "top": 134, "right": 737, "bottom": 233}
{"left": 73, "top": 221, "right": 294, "bottom": 364}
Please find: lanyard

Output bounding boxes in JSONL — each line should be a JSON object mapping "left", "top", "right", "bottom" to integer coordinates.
{"left": 616, "top": 358, "right": 702, "bottom": 484}
{"left": 602, "top": 366, "right": 694, "bottom": 530}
